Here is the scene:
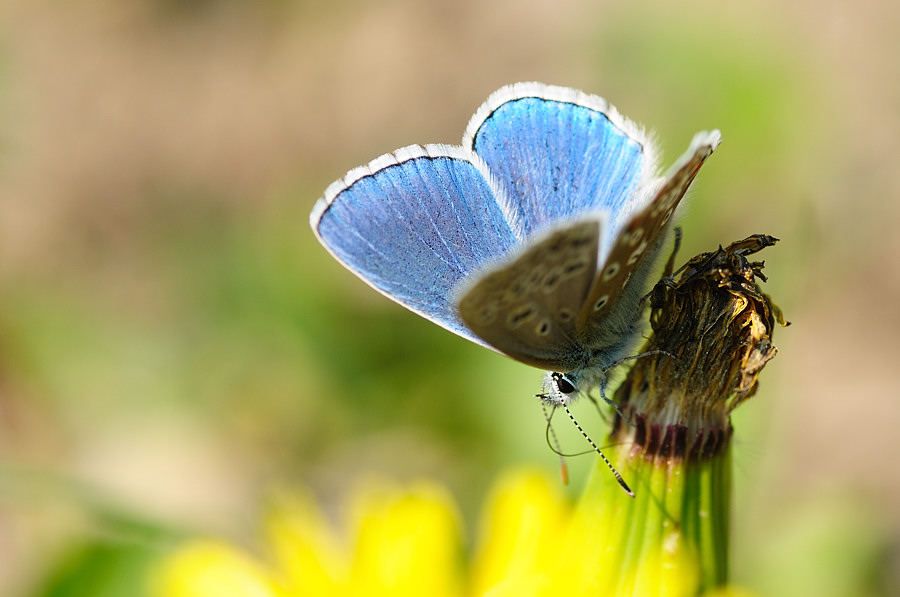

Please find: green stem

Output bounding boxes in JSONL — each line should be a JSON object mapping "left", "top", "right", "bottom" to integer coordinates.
{"left": 560, "top": 235, "right": 785, "bottom": 596}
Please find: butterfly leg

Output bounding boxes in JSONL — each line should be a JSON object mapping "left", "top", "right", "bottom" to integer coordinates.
{"left": 663, "top": 226, "right": 683, "bottom": 278}
{"left": 596, "top": 383, "right": 636, "bottom": 427}
{"left": 606, "top": 349, "right": 676, "bottom": 371}
{"left": 640, "top": 226, "right": 685, "bottom": 307}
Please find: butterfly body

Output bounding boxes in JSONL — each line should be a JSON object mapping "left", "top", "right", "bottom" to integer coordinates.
{"left": 311, "top": 82, "right": 720, "bottom": 410}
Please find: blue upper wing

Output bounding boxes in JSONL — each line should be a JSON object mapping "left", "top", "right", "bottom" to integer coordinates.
{"left": 463, "top": 83, "right": 657, "bottom": 248}
{"left": 310, "top": 145, "right": 518, "bottom": 346}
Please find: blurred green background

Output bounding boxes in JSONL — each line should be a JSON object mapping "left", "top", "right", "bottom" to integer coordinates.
{"left": 0, "top": 1, "right": 898, "bottom": 595}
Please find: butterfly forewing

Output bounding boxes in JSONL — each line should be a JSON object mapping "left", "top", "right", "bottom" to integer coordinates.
{"left": 311, "top": 145, "right": 518, "bottom": 347}
{"left": 576, "top": 131, "right": 722, "bottom": 347}
{"left": 311, "top": 83, "right": 723, "bottom": 380}
{"left": 464, "top": 83, "right": 657, "bottom": 240}
{"left": 456, "top": 219, "right": 603, "bottom": 370}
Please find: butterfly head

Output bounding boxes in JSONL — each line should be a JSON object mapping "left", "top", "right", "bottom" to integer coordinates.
{"left": 538, "top": 370, "right": 589, "bottom": 406}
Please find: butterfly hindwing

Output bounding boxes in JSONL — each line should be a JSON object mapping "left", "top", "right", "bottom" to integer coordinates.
{"left": 464, "top": 83, "right": 657, "bottom": 240}
{"left": 456, "top": 219, "right": 603, "bottom": 370}
{"left": 311, "top": 144, "right": 518, "bottom": 346}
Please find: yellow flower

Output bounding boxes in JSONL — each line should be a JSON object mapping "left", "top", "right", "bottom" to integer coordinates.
{"left": 152, "top": 470, "right": 571, "bottom": 597}
{"left": 151, "top": 468, "right": 755, "bottom": 597}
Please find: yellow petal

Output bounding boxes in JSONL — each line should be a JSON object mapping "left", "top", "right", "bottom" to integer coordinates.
{"left": 470, "top": 469, "right": 570, "bottom": 596}
{"left": 349, "top": 479, "right": 464, "bottom": 597}
{"left": 151, "top": 540, "right": 283, "bottom": 597}
{"left": 264, "top": 487, "right": 345, "bottom": 595}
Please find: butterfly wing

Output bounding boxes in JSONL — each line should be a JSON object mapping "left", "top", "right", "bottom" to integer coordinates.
{"left": 311, "top": 144, "right": 518, "bottom": 346}
{"left": 463, "top": 82, "right": 658, "bottom": 239}
{"left": 456, "top": 219, "right": 603, "bottom": 370}
{"left": 576, "top": 131, "right": 722, "bottom": 351}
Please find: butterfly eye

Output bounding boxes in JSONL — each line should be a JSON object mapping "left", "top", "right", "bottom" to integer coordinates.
{"left": 552, "top": 372, "right": 576, "bottom": 394}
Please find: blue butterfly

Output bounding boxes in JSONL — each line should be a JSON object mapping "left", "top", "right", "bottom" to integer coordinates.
{"left": 310, "top": 83, "right": 720, "bottom": 493}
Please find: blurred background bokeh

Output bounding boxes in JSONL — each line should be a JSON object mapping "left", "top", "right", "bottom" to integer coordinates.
{"left": 1, "top": 1, "right": 898, "bottom": 595}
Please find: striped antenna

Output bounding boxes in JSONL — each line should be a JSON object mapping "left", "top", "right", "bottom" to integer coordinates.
{"left": 562, "top": 403, "right": 634, "bottom": 497}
